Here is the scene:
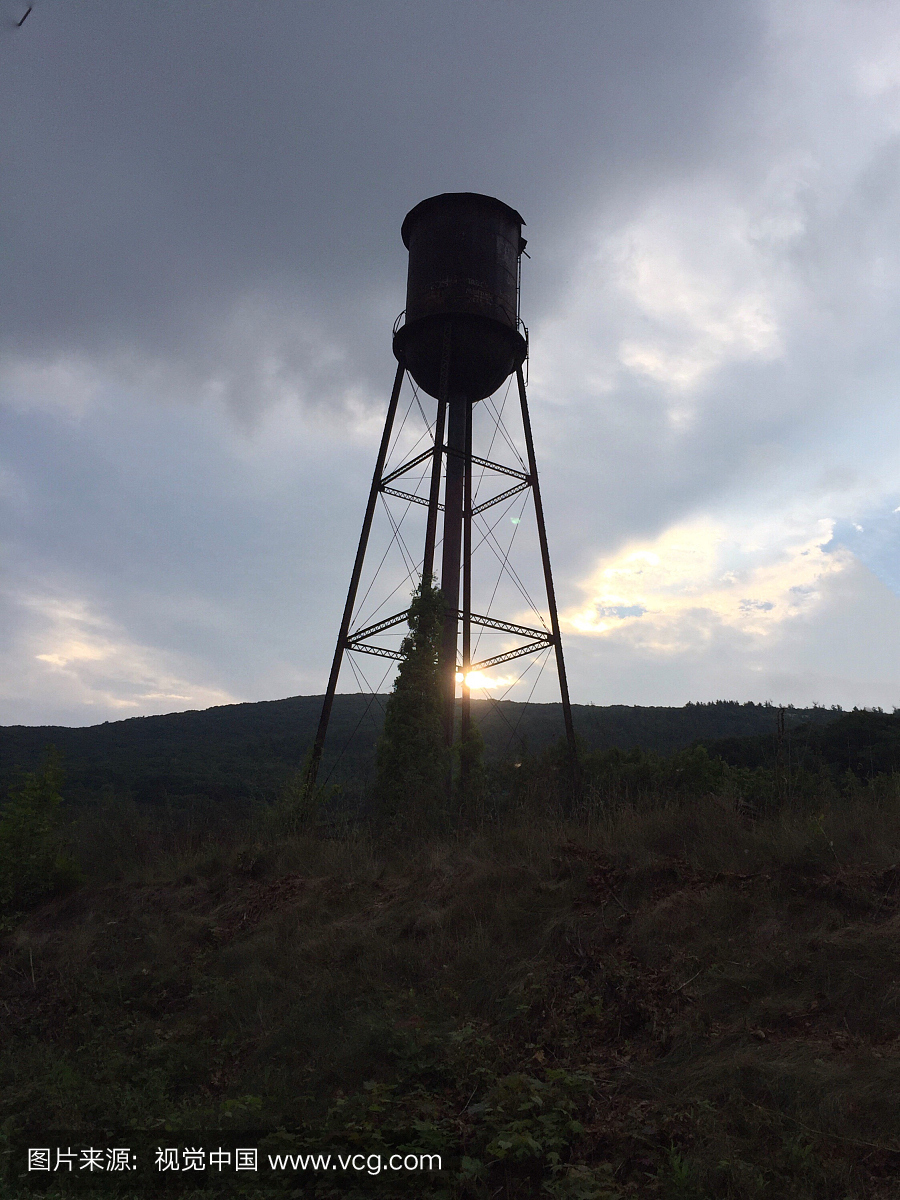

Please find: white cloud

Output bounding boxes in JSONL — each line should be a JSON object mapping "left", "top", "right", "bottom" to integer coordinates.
{"left": 0, "top": 355, "right": 104, "bottom": 419}
{"left": 531, "top": 170, "right": 803, "bottom": 435}
{"left": 566, "top": 516, "right": 851, "bottom": 650}
{"left": 1, "top": 589, "right": 236, "bottom": 721}
{"left": 613, "top": 196, "right": 784, "bottom": 401}
{"left": 564, "top": 555, "right": 900, "bottom": 711}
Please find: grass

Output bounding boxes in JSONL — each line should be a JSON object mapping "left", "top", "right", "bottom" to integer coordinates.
{"left": 2, "top": 776, "right": 900, "bottom": 1197}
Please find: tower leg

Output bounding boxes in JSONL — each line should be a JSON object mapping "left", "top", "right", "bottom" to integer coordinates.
{"left": 422, "top": 324, "right": 452, "bottom": 583}
{"left": 515, "top": 366, "right": 579, "bottom": 787}
{"left": 439, "top": 394, "right": 467, "bottom": 747}
{"left": 460, "top": 396, "right": 473, "bottom": 775}
{"left": 305, "top": 360, "right": 406, "bottom": 793}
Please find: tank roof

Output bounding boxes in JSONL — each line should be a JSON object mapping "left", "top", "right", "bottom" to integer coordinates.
{"left": 400, "top": 192, "right": 526, "bottom": 249}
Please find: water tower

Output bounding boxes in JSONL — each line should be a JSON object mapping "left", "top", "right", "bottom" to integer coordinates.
{"left": 306, "top": 193, "right": 576, "bottom": 789}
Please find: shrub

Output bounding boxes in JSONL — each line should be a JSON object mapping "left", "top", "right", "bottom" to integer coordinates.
{"left": 0, "top": 748, "right": 82, "bottom": 913}
{"left": 374, "top": 578, "right": 450, "bottom": 827}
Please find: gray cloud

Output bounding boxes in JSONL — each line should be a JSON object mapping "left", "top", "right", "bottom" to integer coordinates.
{"left": 6, "top": 1, "right": 900, "bottom": 724}
{"left": 1, "top": 1, "right": 760, "bottom": 405}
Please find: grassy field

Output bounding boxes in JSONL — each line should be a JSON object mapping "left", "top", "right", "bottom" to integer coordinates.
{"left": 2, "top": 762, "right": 900, "bottom": 1197}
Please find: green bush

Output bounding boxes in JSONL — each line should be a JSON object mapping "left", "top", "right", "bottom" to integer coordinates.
{"left": 374, "top": 578, "right": 450, "bottom": 827}
{"left": 0, "top": 748, "right": 82, "bottom": 913}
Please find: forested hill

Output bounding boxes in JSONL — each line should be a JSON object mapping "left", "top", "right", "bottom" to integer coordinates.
{"left": 698, "top": 706, "right": 900, "bottom": 782}
{"left": 0, "top": 696, "right": 842, "bottom": 806}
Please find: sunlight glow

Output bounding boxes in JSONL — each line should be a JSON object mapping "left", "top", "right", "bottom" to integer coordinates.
{"left": 566, "top": 517, "right": 851, "bottom": 647}
{"left": 455, "top": 670, "right": 518, "bottom": 689}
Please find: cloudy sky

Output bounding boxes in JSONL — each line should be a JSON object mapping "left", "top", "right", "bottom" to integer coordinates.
{"left": 4, "top": 0, "right": 900, "bottom": 727}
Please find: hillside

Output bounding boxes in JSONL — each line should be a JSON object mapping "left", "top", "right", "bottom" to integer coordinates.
{"left": 2, "top": 767, "right": 900, "bottom": 1197}
{"left": 0, "top": 696, "right": 843, "bottom": 808}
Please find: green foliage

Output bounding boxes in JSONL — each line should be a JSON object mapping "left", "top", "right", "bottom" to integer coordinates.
{"left": 501, "top": 740, "right": 732, "bottom": 821}
{"left": 584, "top": 743, "right": 728, "bottom": 803}
{"left": 456, "top": 716, "right": 487, "bottom": 808}
{"left": 656, "top": 1142, "right": 704, "bottom": 1199}
{"left": 374, "top": 577, "right": 449, "bottom": 825}
{"left": 265, "top": 749, "right": 342, "bottom": 835}
{"left": 0, "top": 747, "right": 81, "bottom": 913}
{"left": 476, "top": 1068, "right": 593, "bottom": 1169}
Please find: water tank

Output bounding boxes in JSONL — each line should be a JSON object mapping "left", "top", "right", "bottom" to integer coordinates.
{"left": 392, "top": 192, "right": 528, "bottom": 401}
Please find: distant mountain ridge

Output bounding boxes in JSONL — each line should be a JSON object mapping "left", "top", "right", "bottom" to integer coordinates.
{"left": 0, "top": 695, "right": 844, "bottom": 807}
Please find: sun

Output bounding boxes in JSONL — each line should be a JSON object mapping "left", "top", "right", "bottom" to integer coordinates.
{"left": 454, "top": 670, "right": 514, "bottom": 689}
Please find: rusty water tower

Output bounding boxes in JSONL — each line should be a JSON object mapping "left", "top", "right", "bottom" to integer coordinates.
{"left": 393, "top": 193, "right": 527, "bottom": 400}
{"left": 306, "top": 192, "right": 576, "bottom": 790}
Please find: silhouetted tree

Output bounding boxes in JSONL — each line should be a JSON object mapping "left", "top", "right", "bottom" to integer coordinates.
{"left": 374, "top": 577, "right": 448, "bottom": 825}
